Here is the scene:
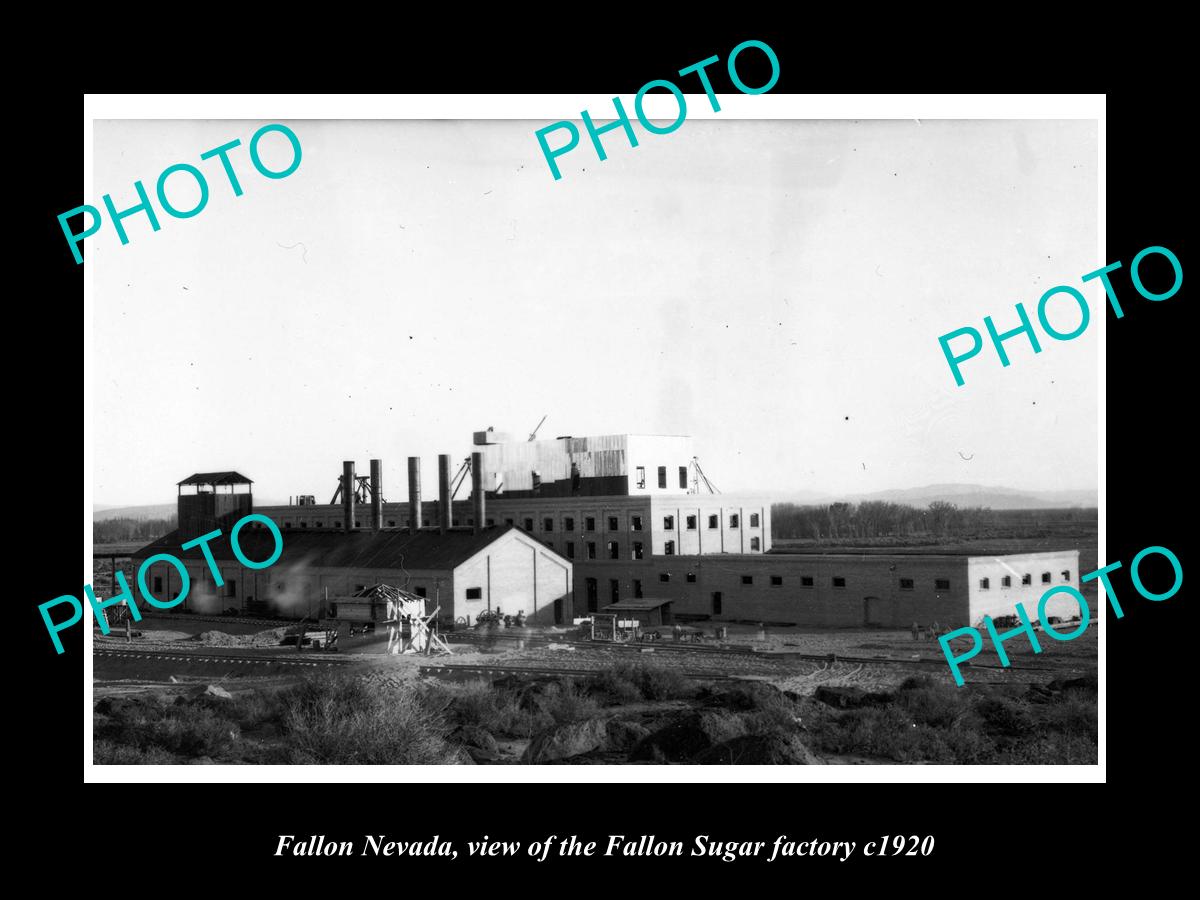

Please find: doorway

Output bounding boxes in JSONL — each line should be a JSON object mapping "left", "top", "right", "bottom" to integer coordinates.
{"left": 864, "top": 596, "right": 886, "bottom": 627}
{"left": 585, "top": 578, "right": 598, "bottom": 613}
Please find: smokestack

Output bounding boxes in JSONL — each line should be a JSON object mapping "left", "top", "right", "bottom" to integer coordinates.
{"left": 408, "top": 457, "right": 423, "bottom": 533}
{"left": 438, "top": 454, "right": 451, "bottom": 534}
{"left": 342, "top": 460, "right": 355, "bottom": 532}
{"left": 370, "top": 459, "right": 383, "bottom": 532}
{"left": 472, "top": 451, "right": 485, "bottom": 534}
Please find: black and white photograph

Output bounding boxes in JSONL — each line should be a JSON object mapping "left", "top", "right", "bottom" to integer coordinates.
{"left": 84, "top": 105, "right": 1100, "bottom": 771}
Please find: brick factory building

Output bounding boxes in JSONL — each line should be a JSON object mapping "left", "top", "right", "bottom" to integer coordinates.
{"left": 136, "top": 429, "right": 1082, "bottom": 629}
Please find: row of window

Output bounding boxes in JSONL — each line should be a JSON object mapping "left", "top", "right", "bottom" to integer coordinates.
{"left": 978, "top": 571, "right": 1071, "bottom": 590}
{"left": 634, "top": 465, "right": 690, "bottom": 490}
{"left": 518, "top": 512, "right": 760, "bottom": 533}
{"left": 544, "top": 536, "right": 764, "bottom": 560}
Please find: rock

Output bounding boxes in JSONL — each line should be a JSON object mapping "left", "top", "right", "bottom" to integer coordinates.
{"left": 522, "top": 719, "right": 610, "bottom": 763}
{"left": 813, "top": 686, "right": 892, "bottom": 709}
{"left": 629, "top": 712, "right": 747, "bottom": 762}
{"left": 451, "top": 726, "right": 498, "bottom": 755}
{"left": 693, "top": 733, "right": 825, "bottom": 765}
{"left": 605, "top": 719, "right": 651, "bottom": 751}
{"left": 203, "top": 684, "right": 234, "bottom": 700}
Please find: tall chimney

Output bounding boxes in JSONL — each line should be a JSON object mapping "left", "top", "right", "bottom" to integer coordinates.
{"left": 472, "top": 451, "right": 485, "bottom": 534}
{"left": 408, "top": 457, "right": 423, "bottom": 533}
{"left": 342, "top": 460, "right": 355, "bottom": 532}
{"left": 370, "top": 459, "right": 383, "bottom": 532}
{"left": 438, "top": 454, "right": 451, "bottom": 534}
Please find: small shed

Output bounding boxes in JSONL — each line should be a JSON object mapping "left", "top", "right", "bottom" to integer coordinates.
{"left": 602, "top": 597, "right": 673, "bottom": 627}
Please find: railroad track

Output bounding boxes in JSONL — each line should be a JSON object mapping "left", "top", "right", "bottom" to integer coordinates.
{"left": 421, "top": 663, "right": 746, "bottom": 682}
{"left": 94, "top": 648, "right": 352, "bottom": 668}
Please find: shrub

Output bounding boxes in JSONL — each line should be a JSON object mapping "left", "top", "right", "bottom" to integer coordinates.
{"left": 586, "top": 669, "right": 643, "bottom": 705}
{"left": 93, "top": 739, "right": 177, "bottom": 764}
{"left": 975, "top": 695, "right": 1036, "bottom": 736}
{"left": 280, "top": 677, "right": 458, "bottom": 764}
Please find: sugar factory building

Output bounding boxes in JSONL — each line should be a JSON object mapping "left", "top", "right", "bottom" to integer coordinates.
{"left": 133, "top": 428, "right": 1081, "bottom": 628}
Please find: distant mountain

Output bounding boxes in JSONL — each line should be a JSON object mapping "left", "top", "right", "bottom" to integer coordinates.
{"left": 92, "top": 503, "right": 177, "bottom": 522}
{"left": 774, "top": 484, "right": 1096, "bottom": 510}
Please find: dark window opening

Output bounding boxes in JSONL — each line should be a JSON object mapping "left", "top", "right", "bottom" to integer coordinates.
{"left": 608, "top": 516, "right": 619, "bottom": 531}
{"left": 679, "top": 466, "right": 688, "bottom": 489}
{"left": 935, "top": 579, "right": 951, "bottom": 590}
{"left": 153, "top": 576, "right": 163, "bottom": 594}
{"left": 565, "top": 517, "right": 575, "bottom": 531}
{"left": 586, "top": 542, "right": 597, "bottom": 559}
{"left": 770, "top": 576, "right": 783, "bottom": 586}
{"left": 415, "top": 587, "right": 427, "bottom": 598}
{"left": 1022, "top": 573, "right": 1032, "bottom": 585}
{"left": 899, "top": 578, "right": 914, "bottom": 590}
{"left": 465, "top": 587, "right": 482, "bottom": 600}
{"left": 663, "top": 515, "right": 675, "bottom": 530}
{"left": 523, "top": 518, "right": 534, "bottom": 531}
{"left": 1041, "top": 572, "right": 1052, "bottom": 584}
{"left": 980, "top": 578, "right": 990, "bottom": 590}
{"left": 729, "top": 514, "right": 740, "bottom": 528}
{"left": 659, "top": 573, "right": 670, "bottom": 583}
{"left": 636, "top": 466, "right": 646, "bottom": 489}
{"left": 832, "top": 576, "right": 846, "bottom": 588}
{"left": 712, "top": 592, "right": 723, "bottom": 615}
{"left": 608, "top": 541, "right": 620, "bottom": 560}
{"left": 664, "top": 540, "right": 676, "bottom": 556}
{"left": 1061, "top": 570, "right": 1071, "bottom": 581}
{"left": 750, "top": 537, "right": 761, "bottom": 551}
{"left": 543, "top": 517, "right": 554, "bottom": 532}
{"left": 741, "top": 575, "right": 753, "bottom": 585}
{"left": 750, "top": 513, "right": 760, "bottom": 527}
{"left": 633, "top": 579, "right": 643, "bottom": 599}
{"left": 585, "top": 517, "right": 596, "bottom": 531}
{"left": 566, "top": 542, "right": 575, "bottom": 559}
{"left": 708, "top": 514, "right": 719, "bottom": 529}
{"left": 686, "top": 573, "right": 697, "bottom": 583}
{"left": 505, "top": 518, "right": 514, "bottom": 526}
{"left": 610, "top": 580, "right": 620, "bottom": 603}
{"left": 632, "top": 542, "right": 644, "bottom": 560}
{"left": 801, "top": 576, "right": 814, "bottom": 588}
{"left": 631, "top": 515, "right": 643, "bottom": 531}
{"left": 586, "top": 578, "right": 598, "bottom": 613}
{"left": 657, "top": 466, "right": 667, "bottom": 489}
{"left": 1002, "top": 576, "right": 1012, "bottom": 588}
{"left": 686, "top": 515, "right": 697, "bottom": 530}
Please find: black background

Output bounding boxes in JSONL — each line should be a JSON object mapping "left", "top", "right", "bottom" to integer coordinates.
{"left": 22, "top": 24, "right": 1187, "bottom": 883}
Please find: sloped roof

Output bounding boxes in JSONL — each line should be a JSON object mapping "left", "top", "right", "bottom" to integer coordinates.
{"left": 132, "top": 524, "right": 522, "bottom": 572}
{"left": 604, "top": 598, "right": 673, "bottom": 611}
{"left": 177, "top": 472, "right": 254, "bottom": 486}
{"left": 349, "top": 583, "right": 425, "bottom": 603}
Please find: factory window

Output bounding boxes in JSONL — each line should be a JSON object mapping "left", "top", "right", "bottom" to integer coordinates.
{"left": 686, "top": 515, "right": 697, "bottom": 530}
{"left": 632, "top": 541, "right": 644, "bottom": 560}
{"left": 750, "top": 537, "right": 761, "bottom": 551}
{"left": 505, "top": 518, "right": 514, "bottom": 526}
{"left": 387, "top": 520, "right": 396, "bottom": 527}
{"left": 658, "top": 466, "right": 667, "bottom": 488}
{"left": 729, "top": 514, "right": 740, "bottom": 528}
{"left": 935, "top": 579, "right": 951, "bottom": 590}
{"left": 664, "top": 540, "right": 676, "bottom": 556}
{"left": 355, "top": 520, "right": 361, "bottom": 528}
{"left": 631, "top": 515, "right": 643, "bottom": 531}
{"left": 1002, "top": 575, "right": 1012, "bottom": 588}
{"left": 636, "top": 466, "right": 646, "bottom": 489}
{"left": 416, "top": 587, "right": 427, "bottom": 598}
{"left": 633, "top": 579, "right": 643, "bottom": 599}
{"left": 801, "top": 577, "right": 814, "bottom": 588}
{"left": 452, "top": 518, "right": 460, "bottom": 527}
{"left": 750, "top": 513, "right": 760, "bottom": 528}
{"left": 712, "top": 592, "right": 722, "bottom": 615}
{"left": 1022, "top": 573, "right": 1032, "bottom": 585}
{"left": 585, "top": 517, "right": 596, "bottom": 531}
{"left": 566, "top": 542, "right": 575, "bottom": 559}
{"left": 300, "top": 521, "right": 308, "bottom": 528}
{"left": 468, "top": 518, "right": 475, "bottom": 527}
{"left": 587, "top": 542, "right": 597, "bottom": 559}
{"left": 771, "top": 576, "right": 783, "bottom": 586}
{"left": 487, "top": 518, "right": 495, "bottom": 527}
{"left": 523, "top": 518, "right": 534, "bottom": 531}
{"left": 543, "top": 517, "right": 554, "bottom": 532}
{"left": 586, "top": 579, "right": 598, "bottom": 613}
{"left": 832, "top": 576, "right": 846, "bottom": 588}
{"left": 423, "top": 519, "right": 431, "bottom": 527}
{"left": 608, "top": 516, "right": 619, "bottom": 531}
{"left": 663, "top": 515, "right": 675, "bottom": 530}
{"left": 659, "top": 573, "right": 671, "bottom": 583}
{"left": 284, "top": 522, "right": 292, "bottom": 530}
{"left": 610, "top": 580, "right": 620, "bottom": 603}
{"left": 708, "top": 514, "right": 719, "bottom": 529}
{"left": 465, "top": 587, "right": 483, "bottom": 600}
{"left": 686, "top": 573, "right": 697, "bottom": 583}
{"left": 153, "top": 575, "right": 163, "bottom": 594}
{"left": 741, "top": 575, "right": 753, "bottom": 585}
{"left": 899, "top": 578, "right": 914, "bottom": 590}
{"left": 979, "top": 578, "right": 990, "bottom": 590}
{"left": 679, "top": 466, "right": 688, "bottom": 488}
{"left": 334, "top": 521, "right": 343, "bottom": 529}
{"left": 544, "top": 540, "right": 554, "bottom": 551}
{"left": 1041, "top": 572, "right": 1052, "bottom": 584}
{"left": 316, "top": 521, "right": 323, "bottom": 527}
{"left": 608, "top": 541, "right": 620, "bottom": 560}
{"left": 227, "top": 580, "right": 236, "bottom": 597}
{"left": 565, "top": 517, "right": 575, "bottom": 531}
{"left": 1062, "top": 570, "right": 1071, "bottom": 581}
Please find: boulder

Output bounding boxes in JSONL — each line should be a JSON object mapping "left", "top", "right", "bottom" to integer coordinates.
{"left": 522, "top": 719, "right": 609, "bottom": 763}
{"left": 813, "top": 686, "right": 892, "bottom": 709}
{"left": 605, "top": 719, "right": 651, "bottom": 751}
{"left": 629, "top": 712, "right": 747, "bottom": 762}
{"left": 203, "top": 684, "right": 234, "bottom": 700}
{"left": 693, "top": 733, "right": 825, "bottom": 765}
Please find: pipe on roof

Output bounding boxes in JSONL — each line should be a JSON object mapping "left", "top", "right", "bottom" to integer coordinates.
{"left": 370, "top": 459, "right": 383, "bottom": 532}
{"left": 408, "top": 457, "right": 423, "bottom": 533}
{"left": 342, "top": 460, "right": 355, "bottom": 532}
{"left": 472, "top": 451, "right": 485, "bottom": 535}
{"left": 438, "top": 454, "right": 451, "bottom": 534}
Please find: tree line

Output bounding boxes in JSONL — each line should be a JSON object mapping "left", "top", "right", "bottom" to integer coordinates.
{"left": 94, "top": 516, "right": 176, "bottom": 544}
{"left": 770, "top": 501, "right": 1092, "bottom": 541}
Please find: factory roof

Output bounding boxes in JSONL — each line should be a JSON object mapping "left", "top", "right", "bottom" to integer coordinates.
{"left": 603, "top": 598, "right": 673, "bottom": 611}
{"left": 177, "top": 472, "right": 254, "bottom": 486}
{"left": 132, "top": 524, "right": 523, "bottom": 571}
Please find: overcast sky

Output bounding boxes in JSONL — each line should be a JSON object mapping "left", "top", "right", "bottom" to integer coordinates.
{"left": 92, "top": 118, "right": 1098, "bottom": 506}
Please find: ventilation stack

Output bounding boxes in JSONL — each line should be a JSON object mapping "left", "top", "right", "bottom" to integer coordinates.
{"left": 408, "top": 457, "right": 422, "bottom": 532}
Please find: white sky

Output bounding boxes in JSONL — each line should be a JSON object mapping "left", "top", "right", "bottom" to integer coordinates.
{"left": 92, "top": 118, "right": 1098, "bottom": 506}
